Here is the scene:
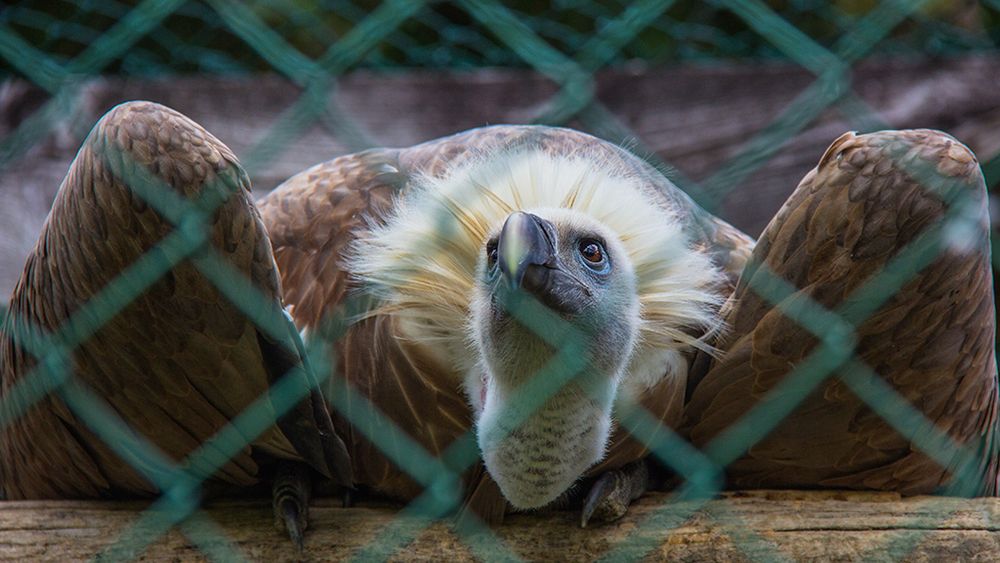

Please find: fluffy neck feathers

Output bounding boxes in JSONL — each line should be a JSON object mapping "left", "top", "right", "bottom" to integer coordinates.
{"left": 349, "top": 146, "right": 725, "bottom": 508}
{"left": 349, "top": 147, "right": 723, "bottom": 383}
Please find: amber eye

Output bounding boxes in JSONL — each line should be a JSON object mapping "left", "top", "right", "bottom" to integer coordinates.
{"left": 578, "top": 239, "right": 606, "bottom": 267}
{"left": 486, "top": 239, "right": 499, "bottom": 268}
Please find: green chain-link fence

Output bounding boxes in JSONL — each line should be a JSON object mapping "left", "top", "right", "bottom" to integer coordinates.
{"left": 1, "top": 1, "right": 999, "bottom": 561}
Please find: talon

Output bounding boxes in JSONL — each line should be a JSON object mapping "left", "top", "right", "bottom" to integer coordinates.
{"left": 279, "top": 497, "right": 307, "bottom": 551}
{"left": 581, "top": 472, "right": 617, "bottom": 528}
{"left": 272, "top": 461, "right": 313, "bottom": 551}
{"left": 579, "top": 459, "right": 649, "bottom": 528}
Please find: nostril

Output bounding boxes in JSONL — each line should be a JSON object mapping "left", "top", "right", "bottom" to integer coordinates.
{"left": 519, "top": 263, "right": 550, "bottom": 294}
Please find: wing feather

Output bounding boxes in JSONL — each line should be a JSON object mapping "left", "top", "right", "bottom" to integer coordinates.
{"left": 1, "top": 101, "right": 345, "bottom": 498}
{"left": 684, "top": 130, "right": 998, "bottom": 496}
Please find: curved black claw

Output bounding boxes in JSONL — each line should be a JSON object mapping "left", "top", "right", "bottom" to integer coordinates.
{"left": 273, "top": 461, "right": 313, "bottom": 551}
{"left": 580, "top": 459, "right": 649, "bottom": 528}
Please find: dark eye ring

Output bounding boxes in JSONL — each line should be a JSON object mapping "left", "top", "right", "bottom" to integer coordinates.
{"left": 486, "top": 239, "right": 499, "bottom": 268}
{"left": 578, "top": 239, "right": 606, "bottom": 267}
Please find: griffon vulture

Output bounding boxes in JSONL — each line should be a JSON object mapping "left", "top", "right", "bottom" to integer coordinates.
{"left": 1, "top": 102, "right": 996, "bottom": 540}
{"left": 258, "top": 124, "right": 753, "bottom": 525}
{"left": 258, "top": 123, "right": 997, "bottom": 524}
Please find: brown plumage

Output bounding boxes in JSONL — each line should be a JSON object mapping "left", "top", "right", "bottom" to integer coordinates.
{"left": 684, "top": 130, "right": 998, "bottom": 496}
{"left": 258, "top": 125, "right": 753, "bottom": 520}
{"left": 0, "top": 102, "right": 349, "bottom": 499}
{"left": 5, "top": 99, "right": 993, "bottom": 529}
{"left": 261, "top": 125, "right": 997, "bottom": 520}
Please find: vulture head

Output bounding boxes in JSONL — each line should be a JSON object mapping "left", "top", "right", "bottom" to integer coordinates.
{"left": 350, "top": 147, "right": 723, "bottom": 509}
{"left": 470, "top": 208, "right": 640, "bottom": 507}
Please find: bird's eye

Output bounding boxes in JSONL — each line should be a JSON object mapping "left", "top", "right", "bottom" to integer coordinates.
{"left": 486, "top": 239, "right": 499, "bottom": 268}
{"left": 578, "top": 239, "right": 606, "bottom": 268}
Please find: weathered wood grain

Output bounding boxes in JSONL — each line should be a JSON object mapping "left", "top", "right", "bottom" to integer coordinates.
{"left": 0, "top": 491, "right": 997, "bottom": 561}
{"left": 2, "top": 56, "right": 999, "bottom": 299}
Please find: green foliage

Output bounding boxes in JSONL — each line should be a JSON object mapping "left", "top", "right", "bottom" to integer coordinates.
{"left": 2, "top": 0, "right": 998, "bottom": 75}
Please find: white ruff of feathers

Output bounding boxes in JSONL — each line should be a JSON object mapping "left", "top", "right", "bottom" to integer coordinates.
{"left": 348, "top": 147, "right": 725, "bottom": 389}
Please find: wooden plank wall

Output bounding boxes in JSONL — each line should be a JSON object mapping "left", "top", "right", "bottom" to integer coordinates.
{"left": 2, "top": 55, "right": 999, "bottom": 298}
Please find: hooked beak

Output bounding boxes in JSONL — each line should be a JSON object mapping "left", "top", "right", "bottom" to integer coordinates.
{"left": 498, "top": 212, "right": 556, "bottom": 289}
{"left": 496, "top": 212, "right": 591, "bottom": 314}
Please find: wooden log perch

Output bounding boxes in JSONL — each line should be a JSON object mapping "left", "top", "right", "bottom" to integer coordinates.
{"left": 1, "top": 491, "right": 997, "bottom": 561}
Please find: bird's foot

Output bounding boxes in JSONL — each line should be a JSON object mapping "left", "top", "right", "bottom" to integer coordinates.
{"left": 272, "top": 461, "right": 313, "bottom": 551}
{"left": 580, "top": 459, "right": 649, "bottom": 528}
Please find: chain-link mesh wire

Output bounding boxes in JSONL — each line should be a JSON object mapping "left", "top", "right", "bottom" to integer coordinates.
{"left": 1, "top": 1, "right": 999, "bottom": 561}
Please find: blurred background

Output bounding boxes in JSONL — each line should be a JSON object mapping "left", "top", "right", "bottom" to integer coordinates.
{"left": 1, "top": 0, "right": 999, "bottom": 301}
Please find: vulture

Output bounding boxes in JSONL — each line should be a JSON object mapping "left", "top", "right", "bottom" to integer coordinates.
{"left": 258, "top": 124, "right": 754, "bottom": 525}
{"left": 0, "top": 102, "right": 350, "bottom": 544}
{"left": 1, "top": 101, "right": 996, "bottom": 541}
{"left": 258, "top": 121, "right": 997, "bottom": 523}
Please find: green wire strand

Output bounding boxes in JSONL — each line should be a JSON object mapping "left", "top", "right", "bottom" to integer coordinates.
{"left": 0, "top": 2, "right": 997, "bottom": 561}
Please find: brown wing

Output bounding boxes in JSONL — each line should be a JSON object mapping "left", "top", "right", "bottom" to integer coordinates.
{"left": 0, "top": 101, "right": 346, "bottom": 499}
{"left": 683, "top": 130, "right": 998, "bottom": 496}
{"left": 259, "top": 124, "right": 754, "bottom": 520}
{"left": 259, "top": 140, "right": 483, "bottom": 506}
